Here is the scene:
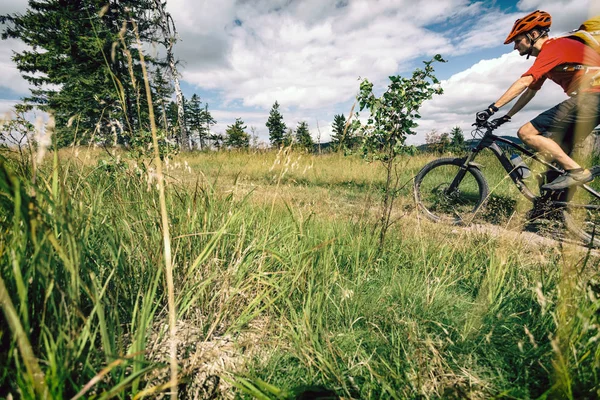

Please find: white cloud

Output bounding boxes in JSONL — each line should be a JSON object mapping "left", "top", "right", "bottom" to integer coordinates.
{"left": 0, "top": 0, "right": 27, "bottom": 15}
{"left": 410, "top": 51, "right": 568, "bottom": 145}
{"left": 175, "top": 0, "right": 597, "bottom": 118}
{"left": 0, "top": 38, "right": 30, "bottom": 95}
{"left": 0, "top": 99, "right": 18, "bottom": 115}
{"left": 175, "top": 0, "right": 486, "bottom": 111}
{"left": 1, "top": 0, "right": 596, "bottom": 147}
{"left": 517, "top": 0, "right": 600, "bottom": 34}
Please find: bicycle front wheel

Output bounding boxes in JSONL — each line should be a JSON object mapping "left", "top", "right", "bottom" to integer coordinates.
{"left": 414, "top": 157, "right": 489, "bottom": 224}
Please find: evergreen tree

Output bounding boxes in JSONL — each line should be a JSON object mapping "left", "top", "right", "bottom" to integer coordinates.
{"left": 283, "top": 128, "right": 294, "bottom": 147}
{"left": 199, "top": 103, "right": 216, "bottom": 149}
{"left": 210, "top": 133, "right": 224, "bottom": 149}
{"left": 166, "top": 100, "right": 180, "bottom": 140}
{"left": 225, "top": 118, "right": 249, "bottom": 149}
{"left": 331, "top": 114, "right": 347, "bottom": 150}
{"left": 185, "top": 94, "right": 202, "bottom": 148}
{"left": 266, "top": 101, "right": 286, "bottom": 148}
{"left": 295, "top": 121, "right": 314, "bottom": 152}
{"left": 1, "top": 0, "right": 163, "bottom": 147}
{"left": 151, "top": 68, "right": 174, "bottom": 132}
{"left": 450, "top": 126, "right": 465, "bottom": 151}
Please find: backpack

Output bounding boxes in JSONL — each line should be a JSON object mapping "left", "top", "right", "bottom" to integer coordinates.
{"left": 554, "top": 16, "right": 600, "bottom": 86}
{"left": 568, "top": 15, "right": 600, "bottom": 54}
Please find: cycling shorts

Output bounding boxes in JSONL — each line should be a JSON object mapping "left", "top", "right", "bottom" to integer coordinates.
{"left": 530, "top": 92, "right": 600, "bottom": 154}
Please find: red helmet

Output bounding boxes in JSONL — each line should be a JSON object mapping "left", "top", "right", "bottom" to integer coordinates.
{"left": 504, "top": 10, "right": 551, "bottom": 44}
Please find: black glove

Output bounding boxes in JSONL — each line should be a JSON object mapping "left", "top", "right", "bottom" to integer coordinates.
{"left": 475, "top": 103, "right": 499, "bottom": 125}
{"left": 489, "top": 115, "right": 511, "bottom": 129}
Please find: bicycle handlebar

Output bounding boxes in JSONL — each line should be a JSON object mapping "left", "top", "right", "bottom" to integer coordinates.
{"left": 472, "top": 120, "right": 493, "bottom": 129}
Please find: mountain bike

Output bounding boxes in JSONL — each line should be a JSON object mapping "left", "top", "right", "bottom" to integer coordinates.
{"left": 413, "top": 120, "right": 600, "bottom": 247}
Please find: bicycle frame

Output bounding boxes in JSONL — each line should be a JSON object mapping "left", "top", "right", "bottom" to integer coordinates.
{"left": 450, "top": 124, "right": 600, "bottom": 211}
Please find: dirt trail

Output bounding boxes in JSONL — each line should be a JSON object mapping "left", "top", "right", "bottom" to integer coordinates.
{"left": 465, "top": 221, "right": 600, "bottom": 256}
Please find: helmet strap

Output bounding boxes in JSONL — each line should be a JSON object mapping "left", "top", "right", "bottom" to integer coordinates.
{"left": 525, "top": 32, "right": 534, "bottom": 59}
{"left": 524, "top": 29, "right": 547, "bottom": 59}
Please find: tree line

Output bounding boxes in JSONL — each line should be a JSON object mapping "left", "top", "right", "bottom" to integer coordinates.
{"left": 261, "top": 101, "right": 360, "bottom": 152}
{"left": 423, "top": 126, "right": 465, "bottom": 153}
{"left": 0, "top": 0, "right": 214, "bottom": 151}
{"left": 0, "top": 1, "right": 361, "bottom": 154}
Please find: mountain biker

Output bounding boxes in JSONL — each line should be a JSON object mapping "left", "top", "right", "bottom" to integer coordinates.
{"left": 475, "top": 10, "right": 600, "bottom": 191}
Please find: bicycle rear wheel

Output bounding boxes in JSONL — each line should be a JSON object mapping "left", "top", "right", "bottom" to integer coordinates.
{"left": 562, "top": 186, "right": 600, "bottom": 247}
{"left": 414, "top": 158, "right": 489, "bottom": 224}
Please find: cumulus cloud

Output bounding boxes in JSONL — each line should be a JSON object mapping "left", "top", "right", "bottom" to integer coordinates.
{"left": 0, "top": 0, "right": 27, "bottom": 15}
{"left": 0, "top": 99, "right": 18, "bottom": 115}
{"left": 0, "top": 0, "right": 31, "bottom": 96}
{"left": 0, "top": 38, "right": 31, "bottom": 95}
{"left": 1, "top": 0, "right": 596, "bottom": 145}
{"left": 411, "top": 51, "right": 568, "bottom": 145}
{"left": 517, "top": 0, "right": 600, "bottom": 34}
{"left": 177, "top": 0, "right": 470, "bottom": 110}
{"left": 172, "top": 0, "right": 597, "bottom": 137}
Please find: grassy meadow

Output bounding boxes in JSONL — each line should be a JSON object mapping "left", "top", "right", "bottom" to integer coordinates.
{"left": 1, "top": 145, "right": 600, "bottom": 399}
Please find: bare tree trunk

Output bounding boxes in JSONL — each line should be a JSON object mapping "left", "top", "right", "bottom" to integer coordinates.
{"left": 316, "top": 119, "right": 322, "bottom": 154}
{"left": 153, "top": 0, "right": 189, "bottom": 151}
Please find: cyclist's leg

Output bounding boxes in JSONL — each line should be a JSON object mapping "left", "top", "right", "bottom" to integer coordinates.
{"left": 518, "top": 97, "right": 583, "bottom": 170}
{"left": 522, "top": 99, "right": 579, "bottom": 220}
{"left": 532, "top": 93, "right": 600, "bottom": 214}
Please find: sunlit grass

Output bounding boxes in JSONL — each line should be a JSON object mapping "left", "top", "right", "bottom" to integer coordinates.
{"left": 1, "top": 146, "right": 600, "bottom": 398}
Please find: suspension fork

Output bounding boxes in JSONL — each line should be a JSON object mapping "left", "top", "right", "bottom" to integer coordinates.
{"left": 446, "top": 151, "right": 479, "bottom": 194}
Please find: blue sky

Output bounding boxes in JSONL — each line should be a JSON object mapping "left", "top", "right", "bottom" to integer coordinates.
{"left": 0, "top": 0, "right": 597, "bottom": 145}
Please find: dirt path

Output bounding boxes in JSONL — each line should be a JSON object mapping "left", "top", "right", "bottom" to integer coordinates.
{"left": 465, "top": 221, "right": 600, "bottom": 256}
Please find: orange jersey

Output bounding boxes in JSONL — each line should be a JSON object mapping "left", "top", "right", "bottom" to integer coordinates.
{"left": 522, "top": 37, "right": 600, "bottom": 95}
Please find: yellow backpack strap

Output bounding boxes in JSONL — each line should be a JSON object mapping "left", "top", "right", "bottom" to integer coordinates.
{"left": 571, "top": 30, "right": 600, "bottom": 51}
{"left": 573, "top": 15, "right": 600, "bottom": 51}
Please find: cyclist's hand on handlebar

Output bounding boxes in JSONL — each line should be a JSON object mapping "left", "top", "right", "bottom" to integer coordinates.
{"left": 475, "top": 103, "right": 499, "bottom": 125}
{"left": 489, "top": 115, "right": 511, "bottom": 129}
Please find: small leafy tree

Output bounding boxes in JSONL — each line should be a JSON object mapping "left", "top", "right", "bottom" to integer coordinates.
{"left": 425, "top": 130, "right": 441, "bottom": 153}
{"left": 439, "top": 132, "right": 451, "bottom": 153}
{"left": 295, "top": 121, "right": 314, "bottom": 152}
{"left": 266, "top": 101, "right": 286, "bottom": 148}
{"left": 225, "top": 118, "right": 249, "bottom": 149}
{"left": 0, "top": 110, "right": 36, "bottom": 176}
{"left": 356, "top": 54, "right": 445, "bottom": 249}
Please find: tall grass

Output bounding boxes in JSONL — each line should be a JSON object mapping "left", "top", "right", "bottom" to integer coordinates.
{"left": 2, "top": 145, "right": 600, "bottom": 398}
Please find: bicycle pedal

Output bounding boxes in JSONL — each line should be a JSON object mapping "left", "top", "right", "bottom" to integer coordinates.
{"left": 591, "top": 165, "right": 600, "bottom": 178}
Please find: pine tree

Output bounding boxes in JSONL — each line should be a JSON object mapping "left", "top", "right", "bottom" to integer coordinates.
{"left": 185, "top": 94, "right": 202, "bottom": 148}
{"left": 295, "top": 121, "right": 314, "bottom": 152}
{"left": 225, "top": 118, "right": 249, "bottom": 149}
{"left": 199, "top": 103, "right": 216, "bottom": 150}
{"left": 266, "top": 101, "right": 286, "bottom": 148}
{"left": 450, "top": 126, "right": 465, "bottom": 151}
{"left": 283, "top": 128, "right": 294, "bottom": 147}
{"left": 210, "top": 133, "right": 224, "bottom": 149}
{"left": 151, "top": 68, "right": 173, "bottom": 131}
{"left": 1, "top": 0, "right": 162, "bottom": 147}
{"left": 166, "top": 100, "right": 180, "bottom": 140}
{"left": 331, "top": 114, "right": 348, "bottom": 150}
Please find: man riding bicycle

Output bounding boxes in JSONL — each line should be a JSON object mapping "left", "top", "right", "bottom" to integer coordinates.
{"left": 475, "top": 10, "right": 600, "bottom": 191}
